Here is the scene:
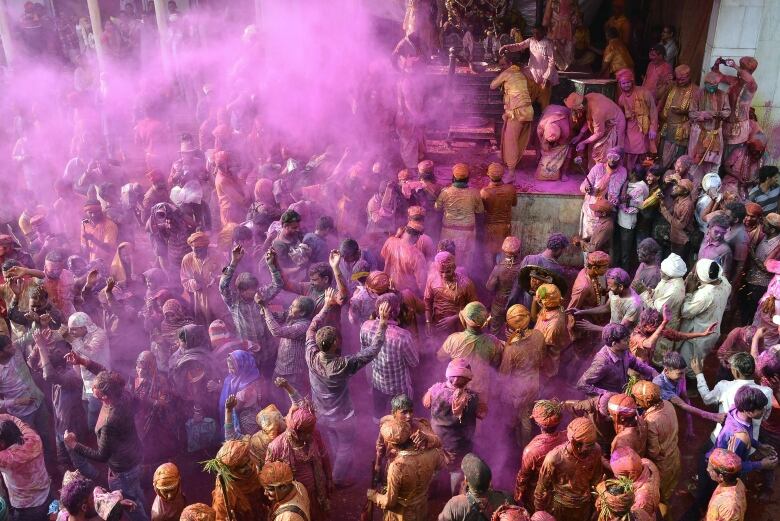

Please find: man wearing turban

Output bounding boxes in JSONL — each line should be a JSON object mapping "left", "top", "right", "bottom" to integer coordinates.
{"left": 578, "top": 145, "right": 626, "bottom": 245}
{"left": 535, "top": 104, "right": 573, "bottom": 181}
{"left": 180, "top": 231, "right": 227, "bottom": 324}
{"left": 486, "top": 236, "right": 523, "bottom": 335}
{"left": 439, "top": 453, "right": 514, "bottom": 521}
{"left": 380, "top": 220, "right": 428, "bottom": 295}
{"left": 677, "top": 258, "right": 730, "bottom": 370}
{"left": 607, "top": 394, "right": 647, "bottom": 456}
{"left": 714, "top": 56, "right": 758, "bottom": 157}
{"left": 480, "top": 163, "right": 518, "bottom": 267}
{"left": 659, "top": 64, "right": 695, "bottom": 168}
{"left": 151, "top": 463, "right": 185, "bottom": 521}
{"left": 658, "top": 177, "right": 695, "bottom": 258}
{"left": 80, "top": 199, "right": 119, "bottom": 265}
{"left": 567, "top": 92, "right": 626, "bottom": 166}
{"left": 616, "top": 68, "right": 658, "bottom": 171}
{"left": 638, "top": 253, "right": 686, "bottom": 364}
{"left": 630, "top": 381, "right": 680, "bottom": 513}
{"left": 437, "top": 301, "right": 502, "bottom": 406}
{"left": 594, "top": 478, "right": 653, "bottom": 521}
{"left": 514, "top": 399, "right": 567, "bottom": 507}
{"left": 489, "top": 51, "right": 539, "bottom": 176}
{"left": 610, "top": 447, "right": 661, "bottom": 518}
{"left": 499, "top": 305, "right": 550, "bottom": 454}
{"left": 435, "top": 164, "right": 484, "bottom": 267}
{"left": 348, "top": 271, "right": 392, "bottom": 326}
{"left": 704, "top": 448, "right": 747, "bottom": 521}
{"left": 423, "top": 359, "right": 485, "bottom": 494}
{"left": 533, "top": 283, "right": 570, "bottom": 377}
{"left": 424, "top": 251, "right": 478, "bottom": 336}
{"left": 689, "top": 70, "right": 731, "bottom": 179}
{"left": 208, "top": 439, "right": 267, "bottom": 521}
{"left": 566, "top": 250, "right": 610, "bottom": 376}
{"left": 214, "top": 150, "right": 249, "bottom": 227}
{"left": 534, "top": 417, "right": 604, "bottom": 521}
{"left": 366, "top": 417, "right": 445, "bottom": 521}
{"left": 265, "top": 387, "right": 332, "bottom": 521}
{"left": 259, "top": 461, "right": 310, "bottom": 521}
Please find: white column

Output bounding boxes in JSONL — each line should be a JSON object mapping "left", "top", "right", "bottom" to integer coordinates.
{"left": 86, "top": 0, "right": 107, "bottom": 71}
{"left": 0, "top": 0, "right": 16, "bottom": 66}
{"left": 153, "top": 0, "right": 172, "bottom": 75}
{"left": 255, "top": 0, "right": 262, "bottom": 26}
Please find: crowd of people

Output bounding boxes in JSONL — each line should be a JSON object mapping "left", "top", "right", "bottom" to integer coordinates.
{"left": 0, "top": 1, "right": 778, "bottom": 521}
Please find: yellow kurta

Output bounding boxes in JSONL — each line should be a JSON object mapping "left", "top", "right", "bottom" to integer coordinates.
{"left": 372, "top": 447, "right": 445, "bottom": 521}
{"left": 180, "top": 250, "right": 225, "bottom": 324}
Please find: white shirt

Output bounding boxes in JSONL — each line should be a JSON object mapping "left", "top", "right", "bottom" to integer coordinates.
{"left": 505, "top": 38, "right": 558, "bottom": 86}
{"left": 697, "top": 375, "right": 773, "bottom": 441}
{"left": 617, "top": 180, "right": 649, "bottom": 229}
{"left": 678, "top": 277, "right": 731, "bottom": 356}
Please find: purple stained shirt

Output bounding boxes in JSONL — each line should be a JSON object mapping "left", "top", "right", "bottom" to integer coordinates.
{"left": 577, "top": 345, "right": 659, "bottom": 396}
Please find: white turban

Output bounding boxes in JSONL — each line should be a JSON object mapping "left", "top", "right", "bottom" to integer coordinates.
{"left": 695, "top": 258, "right": 721, "bottom": 283}
{"left": 701, "top": 173, "right": 722, "bottom": 192}
{"left": 68, "top": 312, "right": 92, "bottom": 328}
{"left": 660, "top": 253, "right": 687, "bottom": 278}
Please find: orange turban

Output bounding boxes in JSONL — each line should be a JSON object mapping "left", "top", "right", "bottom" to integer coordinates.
{"left": 152, "top": 462, "right": 180, "bottom": 490}
{"left": 398, "top": 169, "right": 411, "bottom": 181}
{"left": 564, "top": 92, "right": 584, "bottom": 110}
{"left": 536, "top": 283, "right": 562, "bottom": 309}
{"left": 187, "top": 231, "right": 210, "bottom": 248}
{"left": 608, "top": 394, "right": 638, "bottom": 419}
{"left": 610, "top": 447, "right": 643, "bottom": 478}
{"left": 567, "top": 417, "right": 597, "bottom": 443}
{"left": 587, "top": 251, "right": 611, "bottom": 267}
{"left": 502, "top": 236, "right": 522, "bottom": 254}
{"left": 259, "top": 461, "right": 294, "bottom": 486}
{"left": 453, "top": 163, "right": 470, "bottom": 180}
{"left": 365, "top": 271, "right": 391, "bottom": 294}
{"left": 487, "top": 162, "right": 504, "bottom": 180}
{"left": 380, "top": 418, "right": 412, "bottom": 446}
{"left": 616, "top": 68, "right": 634, "bottom": 82}
{"left": 703, "top": 71, "right": 721, "bottom": 84}
{"left": 180, "top": 504, "right": 216, "bottom": 521}
{"left": 216, "top": 440, "right": 251, "bottom": 469}
{"left": 506, "top": 304, "right": 531, "bottom": 332}
{"left": 745, "top": 202, "right": 763, "bottom": 217}
{"left": 709, "top": 448, "right": 742, "bottom": 475}
{"left": 631, "top": 380, "right": 661, "bottom": 409}
{"left": 531, "top": 400, "right": 563, "bottom": 428}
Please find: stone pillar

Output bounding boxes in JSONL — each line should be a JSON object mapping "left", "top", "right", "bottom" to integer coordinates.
{"left": 255, "top": 0, "right": 262, "bottom": 26}
{"left": 86, "top": 0, "right": 107, "bottom": 71}
{"left": 153, "top": 0, "right": 172, "bottom": 75}
{"left": 0, "top": 0, "right": 14, "bottom": 66}
{"left": 702, "top": 0, "right": 764, "bottom": 80}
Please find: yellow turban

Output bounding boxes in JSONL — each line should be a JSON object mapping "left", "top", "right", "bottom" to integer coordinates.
{"left": 567, "top": 417, "right": 597, "bottom": 443}
{"left": 152, "top": 462, "right": 180, "bottom": 489}
{"left": 536, "top": 283, "right": 562, "bottom": 309}
{"left": 506, "top": 304, "right": 530, "bottom": 332}
{"left": 187, "top": 231, "right": 210, "bottom": 248}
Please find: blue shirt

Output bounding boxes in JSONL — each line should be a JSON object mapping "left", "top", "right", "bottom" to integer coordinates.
{"left": 653, "top": 372, "right": 684, "bottom": 401}
{"left": 709, "top": 408, "right": 761, "bottom": 474}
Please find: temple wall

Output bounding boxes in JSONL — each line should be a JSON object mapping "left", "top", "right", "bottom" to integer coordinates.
{"left": 703, "top": 0, "right": 780, "bottom": 164}
{"left": 512, "top": 192, "right": 585, "bottom": 267}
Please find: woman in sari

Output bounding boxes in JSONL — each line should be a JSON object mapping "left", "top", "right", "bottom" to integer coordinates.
{"left": 219, "top": 350, "right": 263, "bottom": 436}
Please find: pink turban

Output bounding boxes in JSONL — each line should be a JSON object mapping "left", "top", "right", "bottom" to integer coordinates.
{"left": 616, "top": 68, "right": 634, "bottom": 82}
{"left": 286, "top": 405, "right": 317, "bottom": 434}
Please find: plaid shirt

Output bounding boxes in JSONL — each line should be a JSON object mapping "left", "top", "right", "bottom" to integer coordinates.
{"left": 219, "top": 265, "right": 281, "bottom": 364}
{"left": 306, "top": 305, "right": 386, "bottom": 421}
{"left": 361, "top": 319, "right": 418, "bottom": 397}
{"left": 263, "top": 310, "right": 310, "bottom": 377}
